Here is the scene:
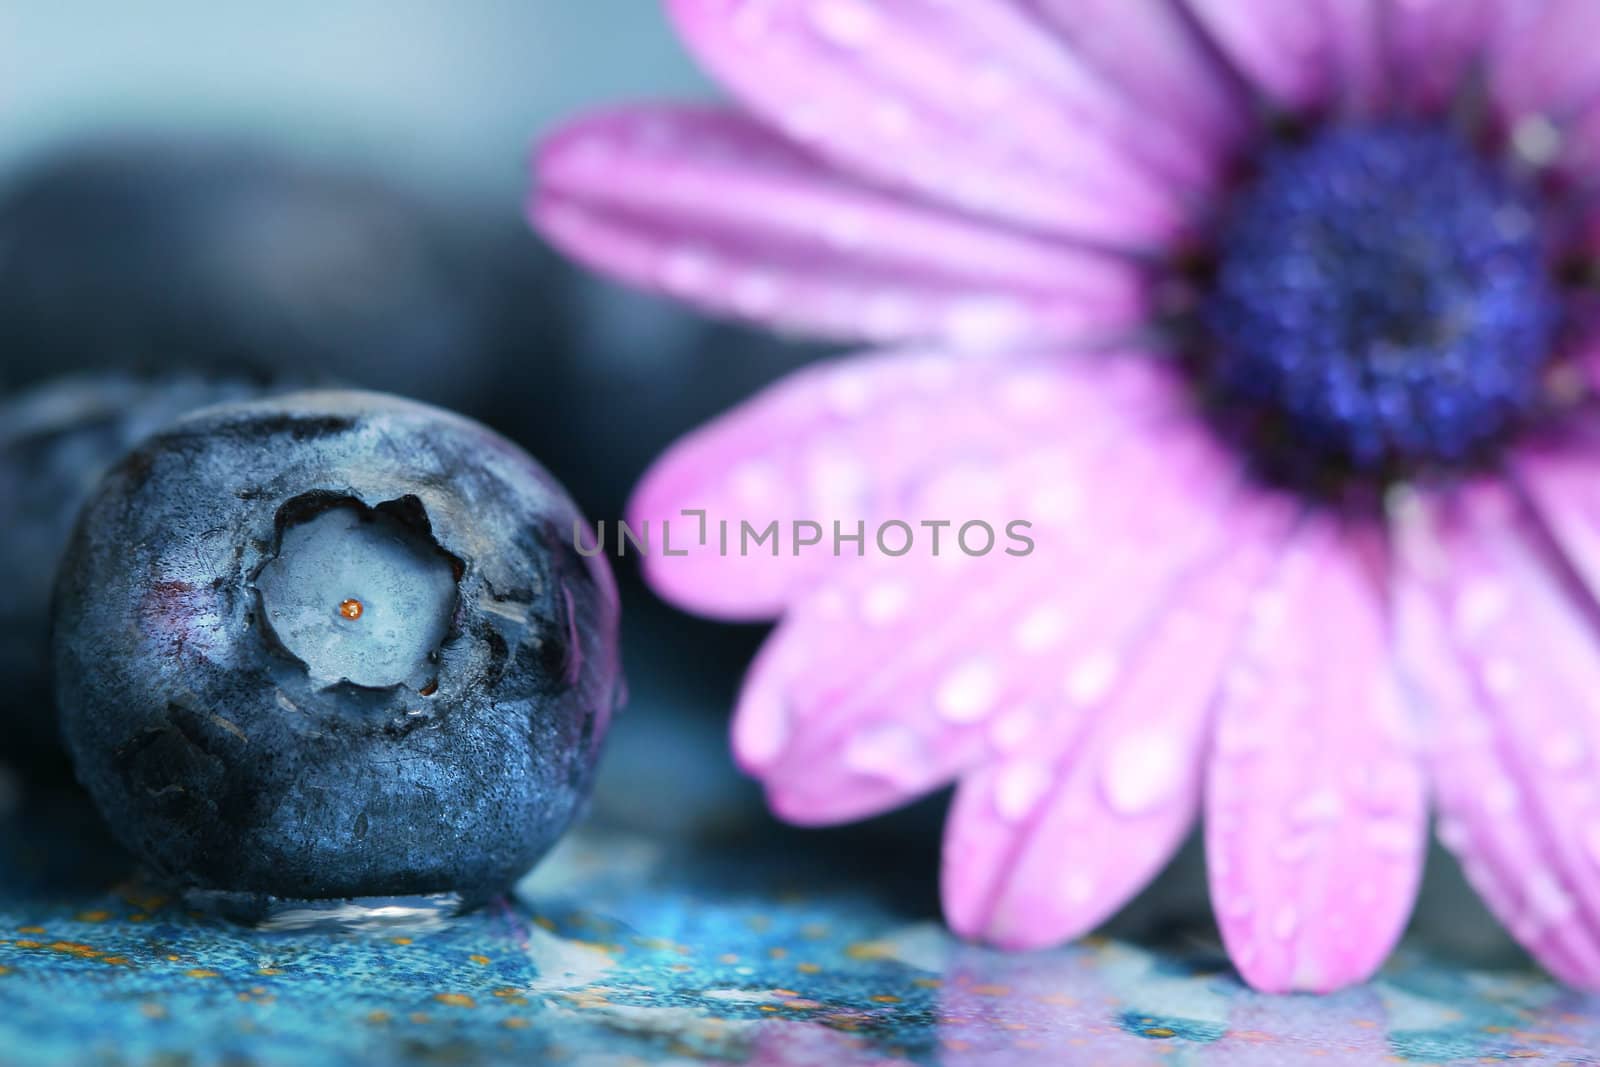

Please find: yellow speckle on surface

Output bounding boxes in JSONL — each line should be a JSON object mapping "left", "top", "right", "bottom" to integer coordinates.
{"left": 365, "top": 1011, "right": 391, "bottom": 1025}
{"left": 258, "top": 968, "right": 284, "bottom": 976}
{"left": 773, "top": 989, "right": 800, "bottom": 998}
{"left": 768, "top": 946, "right": 788, "bottom": 959}
{"left": 14, "top": 941, "right": 41, "bottom": 950}
{"left": 759, "top": 1005, "right": 780, "bottom": 1013}
{"left": 75, "top": 910, "right": 111, "bottom": 923}
{"left": 390, "top": 937, "right": 413, "bottom": 946}
{"left": 140, "top": 1003, "right": 166, "bottom": 1019}
{"left": 970, "top": 984, "right": 1012, "bottom": 997}
{"left": 502, "top": 1018, "right": 530, "bottom": 1030}
{"left": 166, "top": 955, "right": 181, "bottom": 962}
{"left": 1145, "top": 1027, "right": 1177, "bottom": 1039}
{"left": 913, "top": 977, "right": 942, "bottom": 989}
{"left": 17, "top": 925, "right": 45, "bottom": 935}
{"left": 469, "top": 954, "right": 491, "bottom": 966}
{"left": 534, "top": 916, "right": 556, "bottom": 931}
{"left": 0, "top": 965, "right": 11, "bottom": 976}
{"left": 800, "top": 923, "right": 829, "bottom": 940}
{"left": 100, "top": 956, "right": 130, "bottom": 967}
{"left": 796, "top": 962, "right": 821, "bottom": 974}
{"left": 408, "top": 1013, "right": 431, "bottom": 1025}
{"left": 670, "top": 963, "right": 692, "bottom": 973}
{"left": 871, "top": 995, "right": 901, "bottom": 1004}
{"left": 186, "top": 969, "right": 219, "bottom": 979}
{"left": 717, "top": 952, "right": 740, "bottom": 964}
{"left": 434, "top": 993, "right": 476, "bottom": 1008}
{"left": 844, "top": 941, "right": 889, "bottom": 961}
{"left": 492, "top": 989, "right": 529, "bottom": 1005}
{"left": 49, "top": 941, "right": 101, "bottom": 959}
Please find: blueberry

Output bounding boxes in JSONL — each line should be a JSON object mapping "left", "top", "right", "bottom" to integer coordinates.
{"left": 51, "top": 390, "right": 622, "bottom": 907}
{"left": 0, "top": 142, "right": 524, "bottom": 410}
{"left": 0, "top": 374, "right": 269, "bottom": 767}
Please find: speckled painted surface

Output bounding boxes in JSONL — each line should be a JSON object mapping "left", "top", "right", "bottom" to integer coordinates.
{"left": 5, "top": 660, "right": 1600, "bottom": 1067}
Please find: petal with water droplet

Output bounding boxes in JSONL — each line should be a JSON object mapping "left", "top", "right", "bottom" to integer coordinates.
{"left": 942, "top": 496, "right": 1292, "bottom": 948}
{"left": 1395, "top": 480, "right": 1600, "bottom": 988}
{"left": 1207, "top": 518, "right": 1424, "bottom": 994}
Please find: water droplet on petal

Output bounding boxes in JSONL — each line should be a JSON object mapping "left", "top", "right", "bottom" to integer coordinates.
{"left": 1524, "top": 869, "right": 1576, "bottom": 928}
{"left": 1065, "top": 650, "right": 1120, "bottom": 708}
{"left": 1366, "top": 816, "right": 1418, "bottom": 857}
{"left": 993, "top": 760, "right": 1053, "bottom": 823}
{"left": 808, "top": 0, "right": 878, "bottom": 48}
{"left": 843, "top": 723, "right": 928, "bottom": 789}
{"left": 1099, "top": 733, "right": 1182, "bottom": 816}
{"left": 937, "top": 657, "right": 1000, "bottom": 724}
{"left": 1288, "top": 787, "right": 1344, "bottom": 826}
{"left": 858, "top": 582, "right": 910, "bottom": 627}
{"left": 1062, "top": 872, "right": 1095, "bottom": 906}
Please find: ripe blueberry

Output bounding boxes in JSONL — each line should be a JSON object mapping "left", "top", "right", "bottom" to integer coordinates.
{"left": 51, "top": 390, "right": 621, "bottom": 908}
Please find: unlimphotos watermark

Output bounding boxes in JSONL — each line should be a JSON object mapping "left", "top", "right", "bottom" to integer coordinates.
{"left": 575, "top": 510, "right": 1035, "bottom": 559}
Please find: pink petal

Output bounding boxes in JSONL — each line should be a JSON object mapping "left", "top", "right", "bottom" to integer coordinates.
{"left": 1385, "top": 0, "right": 1501, "bottom": 114}
{"left": 1021, "top": 0, "right": 1254, "bottom": 158}
{"left": 1207, "top": 518, "right": 1425, "bottom": 994}
{"left": 1393, "top": 483, "right": 1600, "bottom": 988}
{"left": 628, "top": 349, "right": 1181, "bottom": 621}
{"left": 1318, "top": 0, "right": 1388, "bottom": 117}
{"left": 534, "top": 106, "right": 1148, "bottom": 347}
{"left": 942, "top": 491, "right": 1294, "bottom": 950}
{"left": 1185, "top": 0, "right": 1336, "bottom": 113}
{"left": 1489, "top": 0, "right": 1600, "bottom": 129}
{"left": 664, "top": 0, "right": 1213, "bottom": 247}
{"left": 744, "top": 413, "right": 1245, "bottom": 826}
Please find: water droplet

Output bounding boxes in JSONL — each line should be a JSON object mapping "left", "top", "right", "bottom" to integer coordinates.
{"left": 987, "top": 707, "right": 1036, "bottom": 754}
{"left": 1523, "top": 869, "right": 1576, "bottom": 928}
{"left": 1065, "top": 650, "right": 1120, "bottom": 708}
{"left": 1274, "top": 834, "right": 1314, "bottom": 864}
{"left": 1062, "top": 872, "right": 1095, "bottom": 906}
{"left": 937, "top": 658, "right": 1000, "bottom": 724}
{"left": 843, "top": 723, "right": 928, "bottom": 788}
{"left": 1366, "top": 816, "right": 1417, "bottom": 857}
{"left": 1543, "top": 731, "right": 1586, "bottom": 772}
{"left": 1437, "top": 816, "right": 1470, "bottom": 852}
{"left": 994, "top": 761, "right": 1052, "bottom": 823}
{"left": 1483, "top": 657, "right": 1519, "bottom": 698}
{"left": 1288, "top": 787, "right": 1343, "bottom": 826}
{"left": 1099, "top": 733, "right": 1182, "bottom": 816}
{"left": 339, "top": 598, "right": 364, "bottom": 621}
{"left": 858, "top": 582, "right": 910, "bottom": 627}
{"left": 1013, "top": 605, "right": 1066, "bottom": 653}
{"left": 1452, "top": 580, "right": 1509, "bottom": 640}
{"left": 1484, "top": 776, "right": 1519, "bottom": 815}
{"left": 808, "top": 0, "right": 878, "bottom": 47}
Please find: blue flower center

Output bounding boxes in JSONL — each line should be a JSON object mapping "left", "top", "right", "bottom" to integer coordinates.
{"left": 1201, "top": 124, "right": 1561, "bottom": 484}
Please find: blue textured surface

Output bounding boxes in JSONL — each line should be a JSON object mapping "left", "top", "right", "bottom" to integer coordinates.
{"left": 5, "top": 686, "right": 1600, "bottom": 1066}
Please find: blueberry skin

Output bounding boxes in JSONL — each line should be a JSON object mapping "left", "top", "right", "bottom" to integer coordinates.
{"left": 0, "top": 375, "right": 268, "bottom": 765}
{"left": 52, "top": 391, "right": 621, "bottom": 904}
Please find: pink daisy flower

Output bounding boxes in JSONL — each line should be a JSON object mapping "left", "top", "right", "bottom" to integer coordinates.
{"left": 532, "top": 0, "right": 1600, "bottom": 993}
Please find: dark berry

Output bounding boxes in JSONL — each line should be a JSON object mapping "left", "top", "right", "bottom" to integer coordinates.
{"left": 51, "top": 391, "right": 622, "bottom": 907}
{"left": 0, "top": 375, "right": 268, "bottom": 766}
{"left": 0, "top": 143, "right": 520, "bottom": 410}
